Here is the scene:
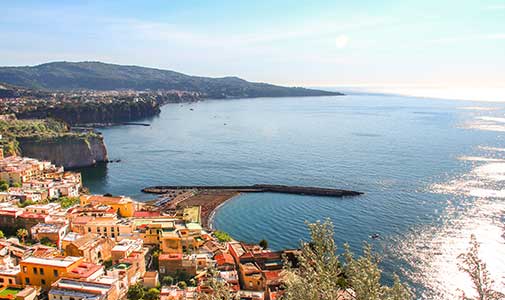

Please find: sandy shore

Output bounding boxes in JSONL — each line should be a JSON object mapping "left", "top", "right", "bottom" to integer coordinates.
{"left": 174, "top": 190, "right": 241, "bottom": 229}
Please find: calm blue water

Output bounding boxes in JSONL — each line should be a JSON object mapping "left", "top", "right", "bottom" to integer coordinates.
{"left": 80, "top": 94, "right": 505, "bottom": 298}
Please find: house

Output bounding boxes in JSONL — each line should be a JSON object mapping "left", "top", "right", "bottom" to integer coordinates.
{"left": 30, "top": 223, "right": 69, "bottom": 248}
{"left": 0, "top": 285, "right": 37, "bottom": 300}
{"left": 214, "top": 253, "right": 235, "bottom": 271}
{"left": 49, "top": 278, "right": 118, "bottom": 300}
{"left": 158, "top": 253, "right": 197, "bottom": 278}
{"left": 80, "top": 195, "right": 135, "bottom": 217}
{"left": 19, "top": 256, "right": 84, "bottom": 290}
{"left": 60, "top": 262, "right": 104, "bottom": 281}
{"left": 0, "top": 264, "right": 20, "bottom": 286}
{"left": 239, "top": 263, "right": 264, "bottom": 291}
{"left": 64, "top": 234, "right": 114, "bottom": 264}
{"left": 142, "top": 271, "right": 159, "bottom": 288}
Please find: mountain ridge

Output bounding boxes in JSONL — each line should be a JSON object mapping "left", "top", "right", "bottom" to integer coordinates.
{"left": 0, "top": 61, "right": 342, "bottom": 98}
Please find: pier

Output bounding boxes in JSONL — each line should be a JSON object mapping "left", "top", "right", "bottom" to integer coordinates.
{"left": 142, "top": 184, "right": 363, "bottom": 197}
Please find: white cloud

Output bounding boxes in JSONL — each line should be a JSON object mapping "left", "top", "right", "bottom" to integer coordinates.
{"left": 335, "top": 35, "right": 349, "bottom": 49}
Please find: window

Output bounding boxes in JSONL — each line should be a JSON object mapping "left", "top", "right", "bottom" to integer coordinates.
{"left": 104, "top": 227, "right": 107, "bottom": 232}
{"left": 41, "top": 279, "right": 46, "bottom": 285}
{"left": 111, "top": 233, "right": 115, "bottom": 238}
{"left": 40, "top": 268, "right": 44, "bottom": 275}
{"left": 88, "top": 228, "right": 91, "bottom": 233}
{"left": 0, "top": 278, "right": 4, "bottom": 283}
{"left": 111, "top": 227, "right": 115, "bottom": 231}
{"left": 8, "top": 279, "right": 12, "bottom": 284}
{"left": 33, "top": 267, "right": 38, "bottom": 274}
{"left": 54, "top": 270, "right": 58, "bottom": 277}
{"left": 23, "top": 266, "right": 27, "bottom": 273}
{"left": 25, "top": 278, "right": 30, "bottom": 284}
{"left": 97, "top": 228, "right": 101, "bottom": 232}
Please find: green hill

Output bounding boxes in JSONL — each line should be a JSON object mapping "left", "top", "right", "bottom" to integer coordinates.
{"left": 0, "top": 61, "right": 341, "bottom": 98}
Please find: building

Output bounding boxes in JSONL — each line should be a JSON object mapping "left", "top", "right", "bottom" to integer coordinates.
{"left": 142, "top": 271, "right": 159, "bottom": 288}
{"left": 80, "top": 195, "right": 135, "bottom": 218}
{"left": 64, "top": 234, "right": 114, "bottom": 264}
{"left": 158, "top": 254, "right": 197, "bottom": 278}
{"left": 0, "top": 156, "right": 63, "bottom": 186}
{"left": 49, "top": 278, "right": 118, "bottom": 300}
{"left": 0, "top": 286, "right": 37, "bottom": 300}
{"left": 0, "top": 264, "right": 20, "bottom": 287}
{"left": 19, "top": 256, "right": 84, "bottom": 290}
{"left": 239, "top": 263, "right": 264, "bottom": 291}
{"left": 72, "top": 217, "right": 134, "bottom": 240}
{"left": 30, "top": 223, "right": 69, "bottom": 249}
{"left": 25, "top": 203, "right": 61, "bottom": 215}
{"left": 60, "top": 263, "right": 104, "bottom": 281}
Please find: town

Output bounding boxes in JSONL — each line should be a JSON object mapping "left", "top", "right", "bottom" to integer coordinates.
{"left": 0, "top": 148, "right": 300, "bottom": 300}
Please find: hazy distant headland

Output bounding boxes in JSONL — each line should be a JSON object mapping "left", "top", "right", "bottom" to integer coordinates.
{"left": 0, "top": 61, "right": 341, "bottom": 98}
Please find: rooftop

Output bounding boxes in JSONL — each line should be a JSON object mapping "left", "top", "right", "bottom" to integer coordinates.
{"left": 22, "top": 255, "right": 82, "bottom": 267}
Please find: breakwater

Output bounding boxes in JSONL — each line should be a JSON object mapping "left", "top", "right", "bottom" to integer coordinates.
{"left": 142, "top": 184, "right": 363, "bottom": 197}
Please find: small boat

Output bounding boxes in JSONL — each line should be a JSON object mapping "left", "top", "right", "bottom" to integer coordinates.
{"left": 370, "top": 233, "right": 380, "bottom": 239}
{"left": 189, "top": 108, "right": 194, "bottom": 111}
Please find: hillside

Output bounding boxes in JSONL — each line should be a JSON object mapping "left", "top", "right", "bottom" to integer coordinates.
{"left": 0, "top": 61, "right": 341, "bottom": 98}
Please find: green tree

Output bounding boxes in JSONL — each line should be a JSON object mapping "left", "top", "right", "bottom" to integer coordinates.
{"left": 0, "top": 230, "right": 4, "bottom": 239}
{"left": 16, "top": 228, "right": 28, "bottom": 244}
{"left": 162, "top": 276, "right": 174, "bottom": 286}
{"left": 127, "top": 283, "right": 145, "bottom": 300}
{"left": 458, "top": 234, "right": 505, "bottom": 300}
{"left": 39, "top": 237, "right": 56, "bottom": 247}
{"left": 177, "top": 281, "right": 187, "bottom": 290}
{"left": 213, "top": 231, "right": 232, "bottom": 243}
{"left": 281, "top": 219, "right": 411, "bottom": 300}
{"left": 145, "top": 288, "right": 160, "bottom": 300}
{"left": 259, "top": 239, "right": 269, "bottom": 250}
{"left": 0, "top": 180, "right": 9, "bottom": 192}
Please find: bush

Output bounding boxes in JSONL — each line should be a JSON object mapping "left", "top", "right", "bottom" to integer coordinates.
{"left": 213, "top": 230, "right": 232, "bottom": 243}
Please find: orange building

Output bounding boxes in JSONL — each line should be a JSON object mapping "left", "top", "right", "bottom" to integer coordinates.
{"left": 80, "top": 195, "right": 135, "bottom": 217}
{"left": 19, "top": 256, "right": 83, "bottom": 290}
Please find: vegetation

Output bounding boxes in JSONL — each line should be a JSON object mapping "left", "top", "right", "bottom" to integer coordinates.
{"left": 16, "top": 228, "right": 28, "bottom": 244}
{"left": 0, "top": 61, "right": 341, "bottom": 98}
{"left": 56, "top": 196, "right": 80, "bottom": 208}
{"left": 126, "top": 283, "right": 160, "bottom": 300}
{"left": 213, "top": 231, "right": 232, "bottom": 243}
{"left": 259, "top": 239, "right": 269, "bottom": 250}
{"left": 458, "top": 234, "right": 505, "bottom": 300}
{"left": 199, "top": 267, "right": 239, "bottom": 300}
{"left": 0, "top": 118, "right": 96, "bottom": 155}
{"left": 281, "top": 219, "right": 411, "bottom": 300}
{"left": 39, "top": 237, "right": 56, "bottom": 247}
{"left": 0, "top": 230, "right": 4, "bottom": 239}
{"left": 162, "top": 276, "right": 174, "bottom": 286}
{"left": 0, "top": 180, "right": 8, "bottom": 192}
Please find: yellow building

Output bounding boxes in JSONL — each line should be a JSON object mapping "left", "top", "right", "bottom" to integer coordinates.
{"left": 80, "top": 195, "right": 135, "bottom": 217}
{"left": 19, "top": 256, "right": 83, "bottom": 290}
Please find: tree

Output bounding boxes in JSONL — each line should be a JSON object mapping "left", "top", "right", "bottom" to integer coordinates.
{"left": 259, "top": 239, "right": 269, "bottom": 249}
{"left": 458, "top": 234, "right": 505, "bottom": 300}
{"left": 177, "top": 281, "right": 187, "bottom": 290}
{"left": 0, "top": 230, "right": 4, "bottom": 239}
{"left": 213, "top": 231, "right": 232, "bottom": 243}
{"left": 281, "top": 219, "right": 412, "bottom": 300}
{"left": 127, "top": 283, "right": 145, "bottom": 300}
{"left": 0, "top": 180, "right": 8, "bottom": 192}
{"left": 16, "top": 228, "right": 28, "bottom": 244}
{"left": 162, "top": 276, "right": 174, "bottom": 286}
{"left": 145, "top": 288, "right": 160, "bottom": 300}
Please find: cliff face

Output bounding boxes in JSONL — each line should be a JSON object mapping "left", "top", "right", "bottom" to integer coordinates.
{"left": 17, "top": 100, "right": 161, "bottom": 125}
{"left": 18, "top": 135, "right": 108, "bottom": 168}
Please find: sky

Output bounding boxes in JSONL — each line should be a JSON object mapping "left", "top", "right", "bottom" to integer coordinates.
{"left": 1, "top": 0, "right": 505, "bottom": 88}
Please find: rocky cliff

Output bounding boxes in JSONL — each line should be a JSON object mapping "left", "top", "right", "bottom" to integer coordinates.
{"left": 18, "top": 135, "right": 108, "bottom": 168}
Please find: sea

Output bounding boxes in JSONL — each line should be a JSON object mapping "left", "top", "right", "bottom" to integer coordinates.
{"left": 79, "top": 88, "right": 505, "bottom": 299}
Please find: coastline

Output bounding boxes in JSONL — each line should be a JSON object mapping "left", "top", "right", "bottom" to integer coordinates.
{"left": 206, "top": 192, "right": 242, "bottom": 230}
